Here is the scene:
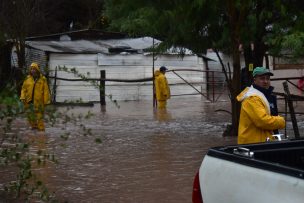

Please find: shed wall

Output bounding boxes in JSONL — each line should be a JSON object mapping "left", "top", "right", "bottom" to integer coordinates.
{"left": 48, "top": 53, "right": 205, "bottom": 102}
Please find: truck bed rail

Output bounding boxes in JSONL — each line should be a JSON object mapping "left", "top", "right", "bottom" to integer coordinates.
{"left": 207, "top": 139, "right": 304, "bottom": 179}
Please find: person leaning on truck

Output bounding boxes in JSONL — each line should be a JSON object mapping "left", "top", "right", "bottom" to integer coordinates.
{"left": 20, "top": 62, "right": 50, "bottom": 131}
{"left": 154, "top": 66, "right": 171, "bottom": 109}
{"left": 236, "top": 67, "right": 285, "bottom": 144}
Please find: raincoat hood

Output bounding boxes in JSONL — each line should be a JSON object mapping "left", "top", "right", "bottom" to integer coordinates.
{"left": 237, "top": 87, "right": 250, "bottom": 102}
{"left": 30, "top": 62, "right": 40, "bottom": 73}
{"left": 237, "top": 85, "right": 270, "bottom": 114}
{"left": 154, "top": 70, "right": 161, "bottom": 77}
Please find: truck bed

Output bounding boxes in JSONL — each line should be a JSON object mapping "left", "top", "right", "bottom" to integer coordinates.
{"left": 207, "top": 139, "right": 304, "bottom": 179}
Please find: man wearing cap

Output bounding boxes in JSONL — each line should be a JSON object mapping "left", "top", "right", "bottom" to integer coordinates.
{"left": 154, "top": 66, "right": 171, "bottom": 109}
{"left": 20, "top": 62, "right": 50, "bottom": 131}
{"left": 236, "top": 67, "right": 285, "bottom": 144}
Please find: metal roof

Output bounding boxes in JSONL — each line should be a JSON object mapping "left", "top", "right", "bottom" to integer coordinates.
{"left": 24, "top": 29, "right": 215, "bottom": 60}
{"left": 26, "top": 29, "right": 127, "bottom": 41}
{"left": 26, "top": 37, "right": 162, "bottom": 54}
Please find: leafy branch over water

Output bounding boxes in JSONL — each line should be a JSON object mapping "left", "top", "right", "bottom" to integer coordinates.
{"left": 0, "top": 82, "right": 98, "bottom": 202}
{"left": 57, "top": 66, "right": 120, "bottom": 108}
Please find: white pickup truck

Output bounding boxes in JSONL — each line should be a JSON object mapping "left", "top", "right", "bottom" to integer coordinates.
{"left": 192, "top": 139, "right": 304, "bottom": 203}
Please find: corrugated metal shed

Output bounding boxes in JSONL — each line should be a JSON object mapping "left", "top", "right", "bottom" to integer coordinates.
{"left": 14, "top": 29, "right": 216, "bottom": 102}
{"left": 24, "top": 29, "right": 212, "bottom": 58}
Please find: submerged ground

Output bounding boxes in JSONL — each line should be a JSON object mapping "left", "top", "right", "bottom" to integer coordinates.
{"left": 1, "top": 97, "right": 304, "bottom": 202}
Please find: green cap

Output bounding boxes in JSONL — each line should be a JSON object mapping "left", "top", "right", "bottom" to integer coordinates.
{"left": 252, "top": 67, "right": 273, "bottom": 77}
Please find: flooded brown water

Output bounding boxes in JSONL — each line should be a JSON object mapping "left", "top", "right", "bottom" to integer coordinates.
{"left": 2, "top": 97, "right": 304, "bottom": 203}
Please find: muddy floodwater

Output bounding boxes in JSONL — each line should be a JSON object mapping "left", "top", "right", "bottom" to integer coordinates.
{"left": 2, "top": 97, "right": 304, "bottom": 203}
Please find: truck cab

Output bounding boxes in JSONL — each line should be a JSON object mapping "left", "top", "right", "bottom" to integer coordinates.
{"left": 192, "top": 139, "right": 304, "bottom": 203}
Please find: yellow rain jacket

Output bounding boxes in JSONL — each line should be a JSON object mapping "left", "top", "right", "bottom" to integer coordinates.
{"left": 237, "top": 86, "right": 285, "bottom": 144}
{"left": 154, "top": 70, "right": 170, "bottom": 101}
{"left": 20, "top": 63, "right": 50, "bottom": 111}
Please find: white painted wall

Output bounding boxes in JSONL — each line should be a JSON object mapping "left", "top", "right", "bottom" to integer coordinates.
{"left": 268, "top": 56, "right": 304, "bottom": 95}
{"left": 48, "top": 53, "right": 205, "bottom": 102}
{"left": 206, "top": 50, "right": 304, "bottom": 95}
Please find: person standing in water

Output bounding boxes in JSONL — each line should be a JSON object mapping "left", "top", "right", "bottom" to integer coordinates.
{"left": 154, "top": 66, "right": 171, "bottom": 109}
{"left": 20, "top": 62, "right": 50, "bottom": 131}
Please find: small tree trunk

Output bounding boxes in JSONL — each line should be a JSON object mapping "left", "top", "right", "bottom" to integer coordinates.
{"left": 15, "top": 40, "right": 26, "bottom": 94}
{"left": 230, "top": 45, "right": 241, "bottom": 136}
{"left": 0, "top": 42, "right": 12, "bottom": 89}
{"left": 225, "top": 0, "right": 246, "bottom": 136}
{"left": 253, "top": 41, "right": 266, "bottom": 67}
{"left": 214, "top": 47, "right": 241, "bottom": 136}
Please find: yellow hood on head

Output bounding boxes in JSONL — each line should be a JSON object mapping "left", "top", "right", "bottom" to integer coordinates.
{"left": 30, "top": 62, "right": 40, "bottom": 72}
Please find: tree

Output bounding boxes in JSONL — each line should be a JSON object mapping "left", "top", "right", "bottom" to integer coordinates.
{"left": 0, "top": 0, "right": 106, "bottom": 90}
{"left": 39, "top": 0, "right": 106, "bottom": 33}
{"left": 104, "top": 0, "right": 304, "bottom": 135}
{"left": 0, "top": 0, "right": 46, "bottom": 92}
{"left": 265, "top": 1, "right": 304, "bottom": 60}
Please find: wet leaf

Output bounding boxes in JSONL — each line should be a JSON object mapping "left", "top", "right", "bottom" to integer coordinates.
{"left": 95, "top": 138, "right": 102, "bottom": 143}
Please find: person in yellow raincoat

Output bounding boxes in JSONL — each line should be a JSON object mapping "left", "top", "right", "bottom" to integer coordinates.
{"left": 154, "top": 66, "right": 171, "bottom": 109}
{"left": 237, "top": 67, "right": 285, "bottom": 144}
{"left": 20, "top": 62, "right": 50, "bottom": 131}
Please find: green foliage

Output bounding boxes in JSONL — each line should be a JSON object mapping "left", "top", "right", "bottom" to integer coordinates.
{"left": 266, "top": 30, "right": 304, "bottom": 62}
{"left": 104, "top": 0, "right": 221, "bottom": 53}
{"left": 263, "top": 1, "right": 304, "bottom": 58}
{"left": 281, "top": 32, "right": 304, "bottom": 59}
{"left": 0, "top": 81, "right": 99, "bottom": 202}
{"left": 57, "top": 65, "right": 120, "bottom": 108}
{"left": 0, "top": 85, "right": 57, "bottom": 201}
{"left": 95, "top": 138, "right": 102, "bottom": 143}
{"left": 58, "top": 66, "right": 100, "bottom": 91}
{"left": 105, "top": 0, "right": 304, "bottom": 58}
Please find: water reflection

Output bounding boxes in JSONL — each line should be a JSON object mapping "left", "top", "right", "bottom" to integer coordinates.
{"left": 2, "top": 97, "right": 304, "bottom": 202}
{"left": 3, "top": 98, "right": 239, "bottom": 203}
{"left": 42, "top": 98, "right": 238, "bottom": 203}
{"left": 153, "top": 108, "right": 172, "bottom": 122}
{"left": 27, "top": 132, "right": 55, "bottom": 199}
{"left": 150, "top": 132, "right": 171, "bottom": 173}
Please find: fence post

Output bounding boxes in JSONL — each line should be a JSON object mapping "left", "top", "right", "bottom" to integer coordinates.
{"left": 284, "top": 96, "right": 287, "bottom": 137}
{"left": 212, "top": 71, "right": 215, "bottom": 102}
{"left": 52, "top": 67, "right": 57, "bottom": 103}
{"left": 206, "top": 69, "right": 210, "bottom": 100}
{"left": 152, "top": 38, "right": 157, "bottom": 108}
{"left": 283, "top": 81, "right": 300, "bottom": 139}
{"left": 100, "top": 70, "right": 106, "bottom": 106}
